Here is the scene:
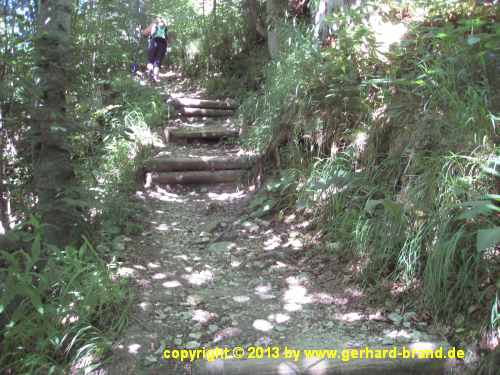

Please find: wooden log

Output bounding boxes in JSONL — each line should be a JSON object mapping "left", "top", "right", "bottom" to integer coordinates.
{"left": 174, "top": 97, "right": 238, "bottom": 110}
{"left": 195, "top": 356, "right": 451, "bottom": 375}
{"left": 178, "top": 107, "right": 235, "bottom": 118}
{"left": 165, "top": 127, "right": 239, "bottom": 142}
{"left": 150, "top": 170, "right": 244, "bottom": 185}
{"left": 144, "top": 156, "right": 255, "bottom": 172}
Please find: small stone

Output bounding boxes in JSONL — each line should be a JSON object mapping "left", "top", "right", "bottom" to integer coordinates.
{"left": 208, "top": 242, "right": 236, "bottom": 253}
{"left": 241, "top": 221, "right": 259, "bottom": 234}
{"left": 387, "top": 312, "right": 403, "bottom": 325}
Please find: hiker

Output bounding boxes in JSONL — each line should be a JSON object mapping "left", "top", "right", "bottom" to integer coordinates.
{"left": 143, "top": 16, "right": 168, "bottom": 82}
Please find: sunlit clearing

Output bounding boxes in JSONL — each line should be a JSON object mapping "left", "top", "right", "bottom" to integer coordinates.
{"left": 233, "top": 296, "right": 250, "bottom": 303}
{"left": 116, "top": 267, "right": 135, "bottom": 277}
{"left": 253, "top": 319, "right": 273, "bottom": 332}
{"left": 334, "top": 312, "right": 364, "bottom": 322}
{"left": 128, "top": 343, "right": 141, "bottom": 354}
{"left": 147, "top": 262, "right": 160, "bottom": 269}
{"left": 163, "top": 280, "right": 182, "bottom": 288}
{"left": 284, "top": 285, "right": 312, "bottom": 304}
{"left": 284, "top": 303, "right": 302, "bottom": 312}
{"left": 303, "top": 358, "right": 328, "bottom": 374}
{"left": 184, "top": 270, "right": 214, "bottom": 285}
{"left": 268, "top": 313, "right": 290, "bottom": 323}
{"left": 152, "top": 273, "right": 167, "bottom": 280}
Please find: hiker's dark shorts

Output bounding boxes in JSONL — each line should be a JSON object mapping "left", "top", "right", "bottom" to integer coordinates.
{"left": 148, "top": 37, "right": 167, "bottom": 68}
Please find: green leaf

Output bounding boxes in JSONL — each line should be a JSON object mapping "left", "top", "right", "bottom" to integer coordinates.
{"left": 467, "top": 35, "right": 480, "bottom": 46}
{"left": 477, "top": 227, "right": 500, "bottom": 252}
{"left": 364, "top": 199, "right": 384, "bottom": 214}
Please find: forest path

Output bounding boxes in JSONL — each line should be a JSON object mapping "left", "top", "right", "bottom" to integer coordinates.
{"left": 103, "top": 70, "right": 450, "bottom": 375}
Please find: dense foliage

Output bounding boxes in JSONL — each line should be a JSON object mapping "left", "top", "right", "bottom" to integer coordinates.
{"left": 1, "top": 0, "right": 499, "bottom": 372}
{"left": 241, "top": 0, "right": 500, "bottom": 346}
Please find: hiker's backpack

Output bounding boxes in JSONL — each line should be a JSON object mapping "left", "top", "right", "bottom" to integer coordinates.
{"left": 152, "top": 24, "right": 167, "bottom": 40}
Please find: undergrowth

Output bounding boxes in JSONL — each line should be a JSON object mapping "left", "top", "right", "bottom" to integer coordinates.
{"left": 0, "top": 219, "right": 130, "bottom": 374}
{"left": 241, "top": 0, "right": 500, "bottom": 341}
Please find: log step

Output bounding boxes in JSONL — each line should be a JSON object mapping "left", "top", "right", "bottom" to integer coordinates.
{"left": 165, "top": 127, "right": 239, "bottom": 142}
{"left": 178, "top": 107, "right": 235, "bottom": 118}
{"left": 144, "top": 156, "right": 255, "bottom": 172}
{"left": 149, "top": 170, "right": 244, "bottom": 185}
{"left": 174, "top": 97, "right": 238, "bottom": 110}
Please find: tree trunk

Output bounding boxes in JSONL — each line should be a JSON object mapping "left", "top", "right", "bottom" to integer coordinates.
{"left": 243, "top": 0, "right": 258, "bottom": 46}
{"left": 266, "top": 0, "right": 288, "bottom": 58}
{"left": 33, "top": 0, "right": 79, "bottom": 247}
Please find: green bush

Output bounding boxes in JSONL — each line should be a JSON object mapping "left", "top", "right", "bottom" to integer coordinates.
{"left": 0, "top": 219, "right": 130, "bottom": 374}
{"left": 241, "top": 0, "right": 500, "bottom": 326}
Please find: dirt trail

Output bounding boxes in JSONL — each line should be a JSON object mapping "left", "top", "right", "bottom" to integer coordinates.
{"left": 104, "top": 71, "right": 449, "bottom": 375}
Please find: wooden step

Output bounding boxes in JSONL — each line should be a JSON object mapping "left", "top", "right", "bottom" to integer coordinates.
{"left": 144, "top": 156, "right": 255, "bottom": 172}
{"left": 165, "top": 127, "right": 239, "bottom": 142}
{"left": 178, "top": 107, "right": 235, "bottom": 118}
{"left": 173, "top": 97, "right": 238, "bottom": 110}
{"left": 148, "top": 170, "right": 244, "bottom": 185}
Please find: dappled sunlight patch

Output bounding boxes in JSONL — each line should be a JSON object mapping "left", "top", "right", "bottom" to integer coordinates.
{"left": 270, "top": 261, "right": 288, "bottom": 270}
{"left": 253, "top": 319, "right": 274, "bottom": 332}
{"left": 264, "top": 234, "right": 282, "bottom": 250}
{"left": 192, "top": 309, "right": 217, "bottom": 324}
{"left": 233, "top": 295, "right": 251, "bottom": 303}
{"left": 138, "top": 301, "right": 152, "bottom": 312}
{"left": 274, "top": 363, "right": 295, "bottom": 374}
{"left": 174, "top": 254, "right": 189, "bottom": 262}
{"left": 384, "top": 329, "right": 412, "bottom": 340}
{"left": 268, "top": 312, "right": 290, "bottom": 324}
{"left": 147, "top": 262, "right": 160, "bottom": 269}
{"left": 151, "top": 273, "right": 167, "bottom": 280}
{"left": 128, "top": 343, "right": 141, "bottom": 354}
{"left": 207, "top": 191, "right": 247, "bottom": 202}
{"left": 116, "top": 266, "right": 135, "bottom": 277}
{"left": 254, "top": 283, "right": 275, "bottom": 299}
{"left": 133, "top": 264, "right": 146, "bottom": 270}
{"left": 283, "top": 285, "right": 312, "bottom": 305}
{"left": 162, "top": 280, "right": 182, "bottom": 288}
{"left": 303, "top": 358, "right": 328, "bottom": 374}
{"left": 183, "top": 269, "right": 214, "bottom": 285}
{"left": 155, "top": 223, "right": 171, "bottom": 231}
{"left": 149, "top": 189, "right": 186, "bottom": 203}
{"left": 334, "top": 311, "right": 364, "bottom": 322}
{"left": 311, "top": 293, "right": 335, "bottom": 305}
{"left": 61, "top": 314, "right": 79, "bottom": 325}
{"left": 284, "top": 303, "right": 303, "bottom": 312}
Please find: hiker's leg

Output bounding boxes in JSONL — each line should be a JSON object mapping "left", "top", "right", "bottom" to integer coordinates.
{"left": 147, "top": 39, "right": 158, "bottom": 79}
{"left": 153, "top": 41, "right": 167, "bottom": 81}
{"left": 153, "top": 40, "right": 167, "bottom": 81}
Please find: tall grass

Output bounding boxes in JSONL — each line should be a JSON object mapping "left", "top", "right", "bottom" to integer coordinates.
{"left": 240, "top": 0, "right": 500, "bottom": 325}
